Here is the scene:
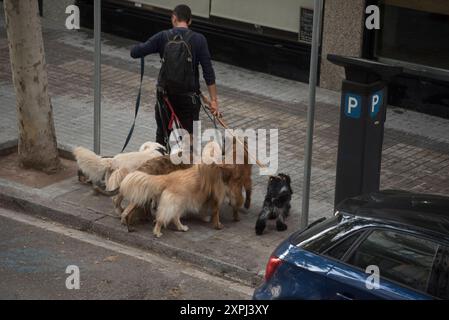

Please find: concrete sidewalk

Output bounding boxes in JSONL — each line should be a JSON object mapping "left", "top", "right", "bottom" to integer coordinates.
{"left": 1, "top": 9, "right": 449, "bottom": 285}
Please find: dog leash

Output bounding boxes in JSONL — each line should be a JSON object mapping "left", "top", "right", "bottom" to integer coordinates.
{"left": 200, "top": 95, "right": 267, "bottom": 169}
{"left": 162, "top": 96, "right": 183, "bottom": 132}
{"left": 200, "top": 96, "right": 218, "bottom": 130}
{"left": 121, "top": 57, "right": 145, "bottom": 153}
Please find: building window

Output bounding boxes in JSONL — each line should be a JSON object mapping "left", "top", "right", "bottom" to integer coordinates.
{"left": 376, "top": 0, "right": 449, "bottom": 71}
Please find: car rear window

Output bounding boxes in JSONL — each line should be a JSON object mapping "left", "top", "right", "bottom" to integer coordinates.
{"left": 346, "top": 229, "right": 438, "bottom": 293}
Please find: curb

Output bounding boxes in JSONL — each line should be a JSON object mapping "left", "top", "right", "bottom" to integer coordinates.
{"left": 0, "top": 183, "right": 262, "bottom": 287}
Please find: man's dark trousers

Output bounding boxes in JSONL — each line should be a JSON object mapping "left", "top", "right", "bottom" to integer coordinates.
{"left": 155, "top": 92, "right": 201, "bottom": 146}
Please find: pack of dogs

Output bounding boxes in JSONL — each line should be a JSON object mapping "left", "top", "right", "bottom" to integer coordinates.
{"left": 73, "top": 140, "right": 292, "bottom": 237}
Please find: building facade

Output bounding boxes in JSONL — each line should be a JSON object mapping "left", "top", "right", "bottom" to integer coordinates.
{"left": 70, "top": 0, "right": 449, "bottom": 117}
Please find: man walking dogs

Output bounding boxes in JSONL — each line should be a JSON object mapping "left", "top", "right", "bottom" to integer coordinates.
{"left": 130, "top": 4, "right": 219, "bottom": 148}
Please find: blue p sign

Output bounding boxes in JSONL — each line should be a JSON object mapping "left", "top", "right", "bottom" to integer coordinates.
{"left": 370, "top": 90, "right": 383, "bottom": 119}
{"left": 344, "top": 93, "right": 361, "bottom": 119}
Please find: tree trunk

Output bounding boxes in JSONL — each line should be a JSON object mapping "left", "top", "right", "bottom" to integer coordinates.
{"left": 4, "top": 0, "right": 61, "bottom": 173}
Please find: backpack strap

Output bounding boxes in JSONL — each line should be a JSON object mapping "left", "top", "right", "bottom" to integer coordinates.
{"left": 181, "top": 29, "right": 194, "bottom": 44}
{"left": 161, "top": 30, "right": 173, "bottom": 61}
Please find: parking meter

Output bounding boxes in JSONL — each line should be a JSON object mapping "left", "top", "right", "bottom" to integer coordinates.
{"left": 327, "top": 54, "right": 403, "bottom": 208}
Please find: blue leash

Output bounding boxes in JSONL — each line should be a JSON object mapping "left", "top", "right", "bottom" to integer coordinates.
{"left": 121, "top": 57, "right": 144, "bottom": 153}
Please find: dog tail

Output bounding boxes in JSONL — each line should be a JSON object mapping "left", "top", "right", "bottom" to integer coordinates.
{"left": 73, "top": 146, "right": 112, "bottom": 184}
{"left": 120, "top": 171, "right": 167, "bottom": 207}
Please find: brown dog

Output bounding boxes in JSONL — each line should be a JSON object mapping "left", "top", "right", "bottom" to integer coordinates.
{"left": 221, "top": 137, "right": 253, "bottom": 221}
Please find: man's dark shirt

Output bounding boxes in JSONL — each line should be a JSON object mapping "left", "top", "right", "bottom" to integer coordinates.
{"left": 130, "top": 27, "right": 215, "bottom": 93}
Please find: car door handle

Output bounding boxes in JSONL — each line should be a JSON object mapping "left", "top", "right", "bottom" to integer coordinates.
{"left": 336, "top": 292, "right": 354, "bottom": 300}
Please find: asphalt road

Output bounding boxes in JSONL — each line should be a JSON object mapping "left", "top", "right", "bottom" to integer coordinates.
{"left": 0, "top": 208, "right": 253, "bottom": 300}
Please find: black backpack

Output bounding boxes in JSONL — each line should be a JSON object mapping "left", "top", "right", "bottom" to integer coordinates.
{"left": 158, "top": 30, "right": 195, "bottom": 94}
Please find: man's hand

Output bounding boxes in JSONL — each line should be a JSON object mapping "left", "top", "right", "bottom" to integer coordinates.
{"left": 206, "top": 84, "right": 220, "bottom": 117}
{"left": 209, "top": 98, "right": 219, "bottom": 116}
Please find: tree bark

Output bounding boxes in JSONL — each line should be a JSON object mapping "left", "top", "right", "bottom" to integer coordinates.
{"left": 4, "top": 0, "right": 61, "bottom": 173}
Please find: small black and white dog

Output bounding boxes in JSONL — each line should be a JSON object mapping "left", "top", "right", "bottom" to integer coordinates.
{"left": 255, "top": 173, "right": 293, "bottom": 235}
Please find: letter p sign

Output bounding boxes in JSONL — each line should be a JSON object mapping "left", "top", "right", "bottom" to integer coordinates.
{"left": 370, "top": 90, "right": 383, "bottom": 119}
{"left": 344, "top": 93, "right": 361, "bottom": 119}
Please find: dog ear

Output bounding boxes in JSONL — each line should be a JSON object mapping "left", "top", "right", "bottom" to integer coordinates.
{"left": 279, "top": 173, "right": 290, "bottom": 182}
{"left": 278, "top": 173, "right": 293, "bottom": 193}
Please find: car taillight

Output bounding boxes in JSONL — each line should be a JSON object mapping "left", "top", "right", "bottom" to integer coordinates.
{"left": 264, "top": 256, "right": 283, "bottom": 281}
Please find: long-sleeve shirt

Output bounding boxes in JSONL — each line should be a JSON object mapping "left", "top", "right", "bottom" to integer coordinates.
{"left": 130, "top": 27, "right": 216, "bottom": 93}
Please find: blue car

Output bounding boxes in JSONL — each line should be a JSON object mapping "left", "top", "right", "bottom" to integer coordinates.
{"left": 253, "top": 191, "right": 449, "bottom": 300}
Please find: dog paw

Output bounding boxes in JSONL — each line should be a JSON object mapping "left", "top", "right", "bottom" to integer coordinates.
{"left": 153, "top": 231, "right": 163, "bottom": 238}
{"left": 181, "top": 225, "right": 189, "bottom": 232}
{"left": 255, "top": 220, "right": 266, "bottom": 235}
{"left": 244, "top": 200, "right": 251, "bottom": 209}
{"left": 233, "top": 213, "right": 241, "bottom": 222}
{"left": 214, "top": 222, "right": 224, "bottom": 230}
{"left": 276, "top": 221, "right": 288, "bottom": 232}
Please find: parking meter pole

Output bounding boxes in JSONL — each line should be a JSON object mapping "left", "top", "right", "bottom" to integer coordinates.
{"left": 327, "top": 55, "right": 402, "bottom": 208}
{"left": 301, "top": 0, "right": 323, "bottom": 230}
{"left": 334, "top": 80, "right": 386, "bottom": 207}
{"left": 94, "top": 0, "right": 101, "bottom": 154}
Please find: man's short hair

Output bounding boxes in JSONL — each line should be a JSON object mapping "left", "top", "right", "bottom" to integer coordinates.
{"left": 173, "top": 4, "right": 192, "bottom": 22}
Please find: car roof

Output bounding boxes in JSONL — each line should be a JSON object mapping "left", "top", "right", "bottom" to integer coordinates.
{"left": 336, "top": 190, "right": 449, "bottom": 238}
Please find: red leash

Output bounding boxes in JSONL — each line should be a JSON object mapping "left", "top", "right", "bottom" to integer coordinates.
{"left": 162, "top": 96, "right": 182, "bottom": 131}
